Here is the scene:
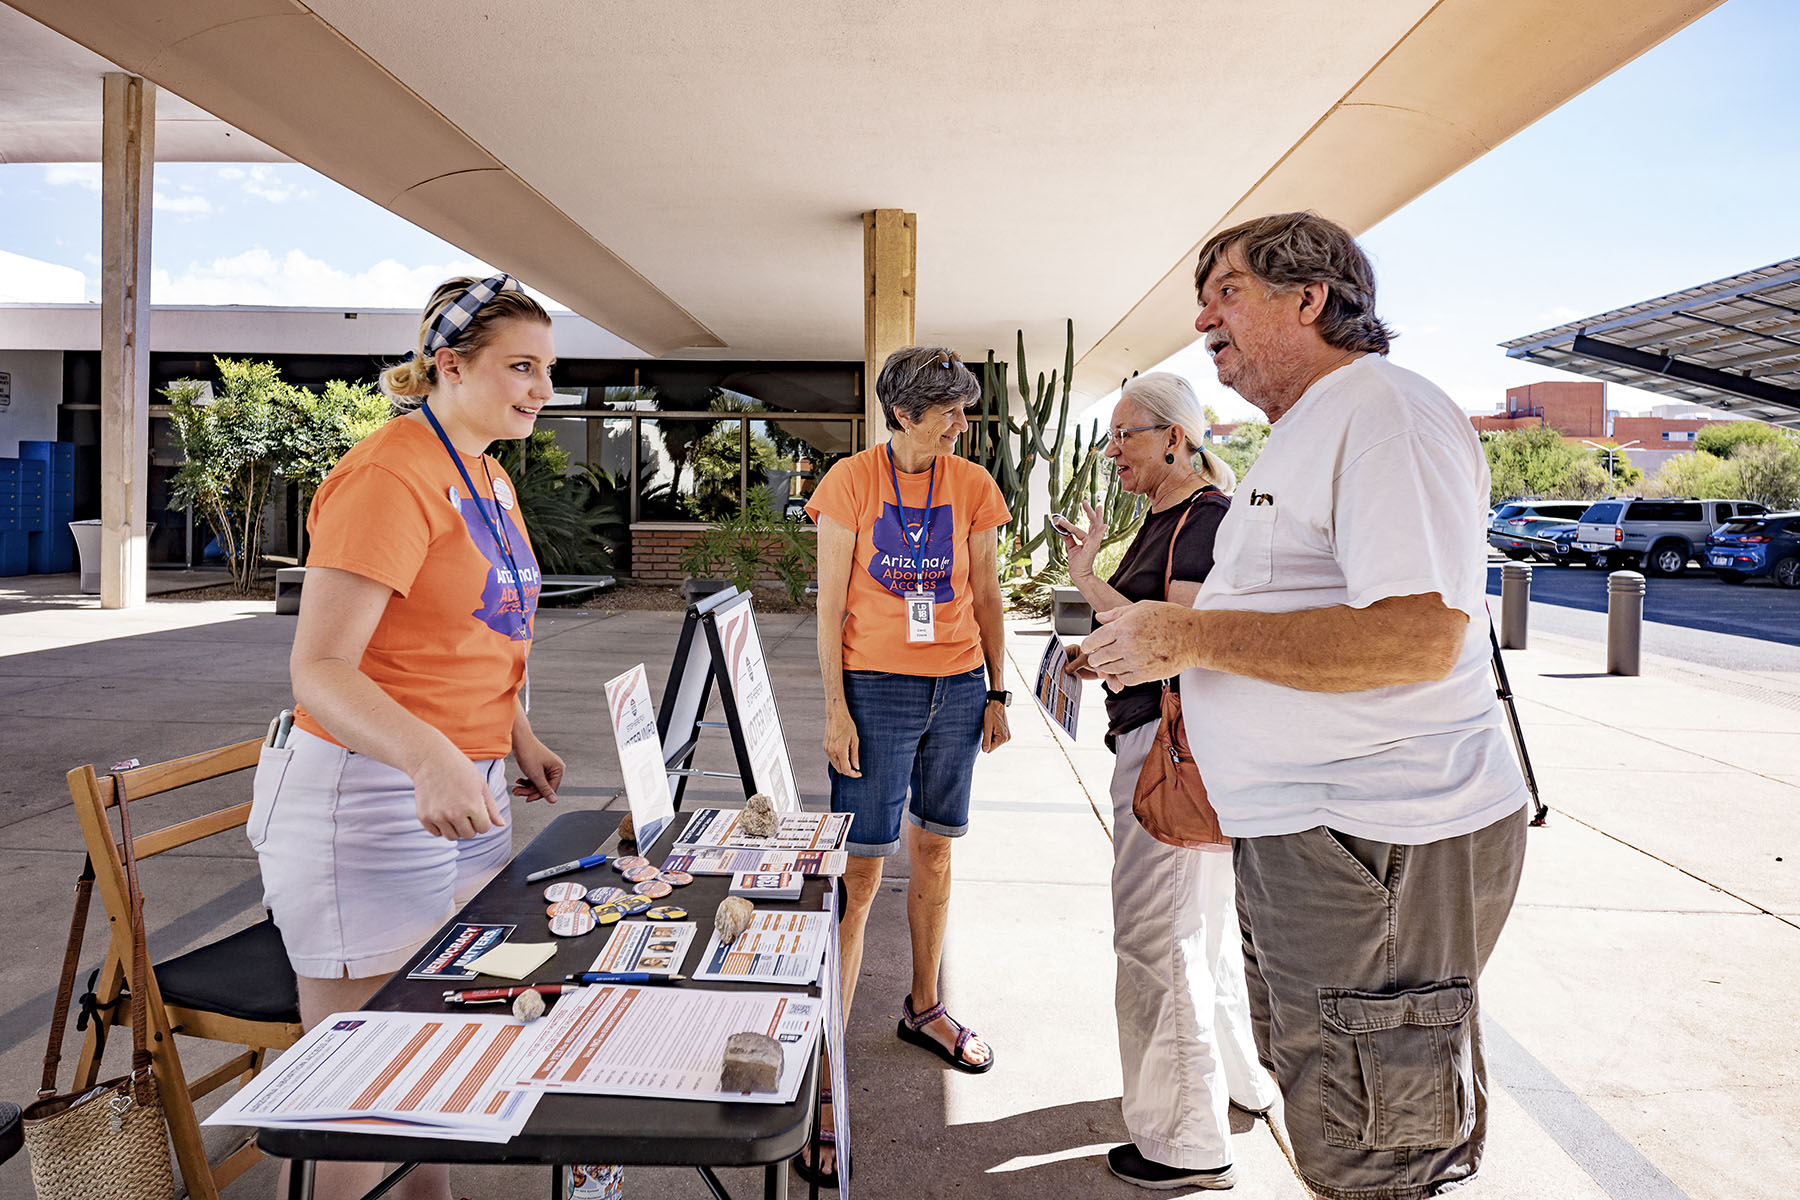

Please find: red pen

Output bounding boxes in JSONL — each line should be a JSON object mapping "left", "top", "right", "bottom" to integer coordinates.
{"left": 442, "top": 984, "right": 569, "bottom": 1007}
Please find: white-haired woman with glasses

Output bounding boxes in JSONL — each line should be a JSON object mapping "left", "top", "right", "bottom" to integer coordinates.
{"left": 1061, "top": 372, "right": 1277, "bottom": 1190}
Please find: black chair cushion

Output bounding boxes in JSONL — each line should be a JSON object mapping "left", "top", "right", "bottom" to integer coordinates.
{"left": 155, "top": 917, "right": 301, "bottom": 1025}
{"left": 0, "top": 1100, "right": 21, "bottom": 1166}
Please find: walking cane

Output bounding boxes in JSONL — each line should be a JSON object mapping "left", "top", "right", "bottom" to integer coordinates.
{"left": 1489, "top": 620, "right": 1548, "bottom": 826}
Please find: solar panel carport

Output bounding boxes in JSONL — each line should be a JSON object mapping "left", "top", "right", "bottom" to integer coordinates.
{"left": 1502, "top": 257, "right": 1800, "bottom": 430}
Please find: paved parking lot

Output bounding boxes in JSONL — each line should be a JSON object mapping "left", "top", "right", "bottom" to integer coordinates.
{"left": 1486, "top": 557, "right": 1800, "bottom": 648}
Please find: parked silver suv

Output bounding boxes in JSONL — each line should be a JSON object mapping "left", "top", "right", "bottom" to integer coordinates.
{"left": 1574, "top": 498, "right": 1767, "bottom": 576}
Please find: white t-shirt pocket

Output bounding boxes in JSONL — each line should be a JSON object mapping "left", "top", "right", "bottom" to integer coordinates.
{"left": 1223, "top": 504, "right": 1279, "bottom": 590}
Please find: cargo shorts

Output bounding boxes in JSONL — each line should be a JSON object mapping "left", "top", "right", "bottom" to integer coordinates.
{"left": 1233, "top": 807, "right": 1528, "bottom": 1200}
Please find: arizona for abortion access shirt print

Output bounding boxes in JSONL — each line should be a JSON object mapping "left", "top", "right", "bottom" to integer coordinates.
{"left": 807, "top": 446, "right": 1009, "bottom": 676}
{"left": 449, "top": 480, "right": 541, "bottom": 642}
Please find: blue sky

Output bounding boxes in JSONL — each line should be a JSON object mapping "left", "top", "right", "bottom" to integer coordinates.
{"left": 1, "top": 0, "right": 1793, "bottom": 423}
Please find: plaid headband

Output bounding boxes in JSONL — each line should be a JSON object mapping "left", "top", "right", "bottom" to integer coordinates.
{"left": 410, "top": 273, "right": 524, "bottom": 359}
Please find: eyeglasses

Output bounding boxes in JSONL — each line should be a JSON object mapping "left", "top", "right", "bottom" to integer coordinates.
{"left": 1098, "top": 423, "right": 1168, "bottom": 449}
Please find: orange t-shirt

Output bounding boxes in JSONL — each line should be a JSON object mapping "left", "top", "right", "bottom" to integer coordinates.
{"left": 806, "top": 446, "right": 1010, "bottom": 675}
{"left": 292, "top": 417, "right": 540, "bottom": 758}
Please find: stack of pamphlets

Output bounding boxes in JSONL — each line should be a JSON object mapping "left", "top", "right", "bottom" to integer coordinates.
{"left": 729, "top": 871, "right": 803, "bottom": 900}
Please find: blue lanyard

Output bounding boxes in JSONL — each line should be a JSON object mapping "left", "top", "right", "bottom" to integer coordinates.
{"left": 885, "top": 443, "right": 936, "bottom": 587}
{"left": 420, "top": 401, "right": 531, "bottom": 639}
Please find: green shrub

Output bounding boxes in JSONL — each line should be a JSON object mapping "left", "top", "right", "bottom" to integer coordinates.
{"left": 679, "top": 490, "right": 816, "bottom": 603}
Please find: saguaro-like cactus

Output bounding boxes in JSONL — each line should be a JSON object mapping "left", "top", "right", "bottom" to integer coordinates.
{"left": 966, "top": 322, "right": 1146, "bottom": 578}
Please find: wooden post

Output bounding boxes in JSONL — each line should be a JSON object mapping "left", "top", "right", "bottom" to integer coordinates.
{"left": 862, "top": 210, "right": 916, "bottom": 448}
{"left": 100, "top": 73, "right": 155, "bottom": 609}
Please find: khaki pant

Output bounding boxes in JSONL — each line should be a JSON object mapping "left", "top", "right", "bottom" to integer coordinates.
{"left": 1234, "top": 808, "right": 1528, "bottom": 1199}
{"left": 1110, "top": 721, "right": 1277, "bottom": 1169}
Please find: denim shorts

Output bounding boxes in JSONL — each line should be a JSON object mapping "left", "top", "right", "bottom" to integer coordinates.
{"left": 831, "top": 667, "right": 987, "bottom": 856}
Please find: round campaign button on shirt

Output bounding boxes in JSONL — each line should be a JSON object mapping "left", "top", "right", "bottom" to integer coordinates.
{"left": 656, "top": 871, "right": 693, "bottom": 887}
{"left": 587, "top": 886, "right": 627, "bottom": 906}
{"left": 617, "top": 894, "right": 654, "bottom": 915}
{"left": 543, "top": 882, "right": 589, "bottom": 903}
{"left": 549, "top": 909, "right": 596, "bottom": 937}
{"left": 645, "top": 906, "right": 688, "bottom": 920}
{"left": 633, "top": 879, "right": 673, "bottom": 899}
{"left": 613, "top": 856, "right": 649, "bottom": 874}
{"left": 622, "top": 864, "right": 659, "bottom": 884}
{"left": 546, "top": 899, "right": 589, "bottom": 918}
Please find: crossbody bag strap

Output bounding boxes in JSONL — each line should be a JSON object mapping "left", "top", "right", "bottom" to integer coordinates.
{"left": 1158, "top": 487, "right": 1225, "bottom": 695}
{"left": 37, "top": 855, "right": 97, "bottom": 1099}
{"left": 111, "top": 772, "right": 156, "bottom": 1080}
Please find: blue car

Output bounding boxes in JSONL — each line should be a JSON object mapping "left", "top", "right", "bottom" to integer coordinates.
{"left": 1705, "top": 511, "right": 1800, "bottom": 587}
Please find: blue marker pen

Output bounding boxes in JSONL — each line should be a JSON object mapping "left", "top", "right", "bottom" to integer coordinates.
{"left": 525, "top": 853, "right": 608, "bottom": 883}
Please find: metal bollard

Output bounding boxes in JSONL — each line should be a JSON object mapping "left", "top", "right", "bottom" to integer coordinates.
{"left": 1499, "top": 562, "right": 1532, "bottom": 649}
{"left": 1606, "top": 570, "right": 1645, "bottom": 676}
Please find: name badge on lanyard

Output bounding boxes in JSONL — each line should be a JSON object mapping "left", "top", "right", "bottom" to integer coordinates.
{"left": 905, "top": 589, "right": 936, "bottom": 643}
{"left": 888, "top": 445, "right": 937, "bottom": 644}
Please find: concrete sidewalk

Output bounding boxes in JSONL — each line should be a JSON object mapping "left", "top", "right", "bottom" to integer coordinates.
{"left": 0, "top": 574, "right": 1795, "bottom": 1198}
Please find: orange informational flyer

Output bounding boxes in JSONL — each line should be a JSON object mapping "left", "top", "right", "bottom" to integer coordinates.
{"left": 509, "top": 985, "right": 822, "bottom": 1104}
{"left": 691, "top": 910, "right": 831, "bottom": 986}
{"left": 1033, "top": 636, "right": 1082, "bottom": 738}
{"left": 202, "top": 1009, "right": 541, "bottom": 1141}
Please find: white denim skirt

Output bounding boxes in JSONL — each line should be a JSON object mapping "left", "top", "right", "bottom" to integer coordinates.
{"left": 248, "top": 728, "right": 512, "bottom": 979}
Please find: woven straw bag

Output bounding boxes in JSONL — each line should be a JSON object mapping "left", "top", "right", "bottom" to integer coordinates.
{"left": 23, "top": 771, "right": 177, "bottom": 1200}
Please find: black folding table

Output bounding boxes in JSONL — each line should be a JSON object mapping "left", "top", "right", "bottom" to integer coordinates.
{"left": 257, "top": 809, "right": 825, "bottom": 1200}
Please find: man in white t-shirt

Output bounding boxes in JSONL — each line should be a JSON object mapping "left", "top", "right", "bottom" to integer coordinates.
{"left": 1083, "top": 212, "right": 1528, "bottom": 1200}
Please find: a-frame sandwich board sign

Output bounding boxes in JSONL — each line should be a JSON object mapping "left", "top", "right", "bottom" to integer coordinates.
{"left": 655, "top": 586, "right": 803, "bottom": 813}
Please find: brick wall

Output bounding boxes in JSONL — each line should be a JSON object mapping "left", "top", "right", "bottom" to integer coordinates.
{"left": 1502, "top": 381, "right": 1606, "bottom": 438}
{"left": 630, "top": 525, "right": 818, "bottom": 583}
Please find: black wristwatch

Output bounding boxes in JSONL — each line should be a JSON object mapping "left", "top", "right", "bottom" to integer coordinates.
{"left": 986, "top": 689, "right": 1012, "bottom": 707}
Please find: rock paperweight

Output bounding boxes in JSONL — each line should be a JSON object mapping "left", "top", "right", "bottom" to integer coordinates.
{"left": 714, "top": 896, "right": 755, "bottom": 943}
{"left": 720, "top": 1030, "right": 782, "bottom": 1093}
{"left": 512, "top": 988, "right": 547, "bottom": 1022}
{"left": 740, "top": 792, "right": 779, "bottom": 838}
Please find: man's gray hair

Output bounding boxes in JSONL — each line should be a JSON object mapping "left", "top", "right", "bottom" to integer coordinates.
{"left": 876, "top": 346, "right": 980, "bottom": 432}
{"left": 1122, "top": 372, "right": 1236, "bottom": 493}
{"left": 1193, "top": 212, "right": 1394, "bottom": 355}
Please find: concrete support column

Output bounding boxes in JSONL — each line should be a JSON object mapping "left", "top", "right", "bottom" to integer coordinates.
{"left": 100, "top": 73, "right": 155, "bottom": 609}
{"left": 862, "top": 209, "right": 916, "bottom": 447}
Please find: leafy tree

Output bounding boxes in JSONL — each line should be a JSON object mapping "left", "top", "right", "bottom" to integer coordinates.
{"left": 1482, "top": 426, "right": 1586, "bottom": 503}
{"left": 165, "top": 358, "right": 307, "bottom": 594}
{"left": 1694, "top": 420, "right": 1785, "bottom": 459}
{"left": 1214, "top": 422, "right": 1270, "bottom": 482}
{"left": 286, "top": 378, "right": 389, "bottom": 506}
{"left": 1730, "top": 437, "right": 1800, "bottom": 508}
{"left": 1586, "top": 443, "right": 1644, "bottom": 492}
{"left": 1648, "top": 451, "right": 1735, "bottom": 499}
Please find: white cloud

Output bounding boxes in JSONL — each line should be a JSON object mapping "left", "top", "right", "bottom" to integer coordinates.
{"left": 153, "top": 192, "right": 214, "bottom": 215}
{"left": 0, "top": 250, "right": 87, "bottom": 303}
{"left": 1535, "top": 305, "right": 1583, "bottom": 325}
{"left": 238, "top": 165, "right": 299, "bottom": 203}
{"left": 42, "top": 164, "right": 102, "bottom": 190}
{"left": 217, "top": 167, "right": 246, "bottom": 181}
{"left": 152, "top": 247, "right": 491, "bottom": 307}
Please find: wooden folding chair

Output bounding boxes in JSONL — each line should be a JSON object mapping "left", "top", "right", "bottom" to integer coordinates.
{"left": 65, "top": 738, "right": 304, "bottom": 1200}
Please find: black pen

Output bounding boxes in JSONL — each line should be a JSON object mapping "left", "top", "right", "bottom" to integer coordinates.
{"left": 563, "top": 972, "right": 686, "bottom": 985}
